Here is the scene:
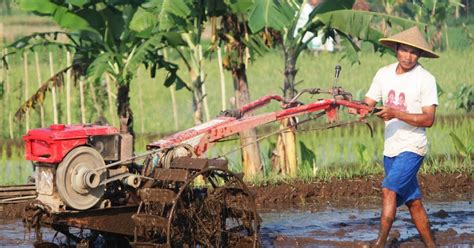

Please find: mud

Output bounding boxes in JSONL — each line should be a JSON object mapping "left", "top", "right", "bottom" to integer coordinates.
{"left": 251, "top": 173, "right": 472, "bottom": 210}
{"left": 0, "top": 202, "right": 28, "bottom": 219}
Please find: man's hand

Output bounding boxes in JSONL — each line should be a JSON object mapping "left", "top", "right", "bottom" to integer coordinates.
{"left": 374, "top": 105, "right": 437, "bottom": 127}
{"left": 375, "top": 107, "right": 399, "bottom": 121}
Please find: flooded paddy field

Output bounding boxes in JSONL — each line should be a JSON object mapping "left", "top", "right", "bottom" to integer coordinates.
{"left": 0, "top": 201, "right": 473, "bottom": 247}
{"left": 260, "top": 201, "right": 474, "bottom": 247}
{"left": 1, "top": 173, "right": 472, "bottom": 247}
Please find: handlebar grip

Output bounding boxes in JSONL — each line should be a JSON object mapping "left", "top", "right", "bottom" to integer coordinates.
{"left": 372, "top": 108, "right": 382, "bottom": 114}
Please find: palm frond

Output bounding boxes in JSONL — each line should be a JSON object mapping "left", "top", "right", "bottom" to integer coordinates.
{"left": 86, "top": 52, "right": 113, "bottom": 83}
{"left": 125, "top": 34, "right": 164, "bottom": 77}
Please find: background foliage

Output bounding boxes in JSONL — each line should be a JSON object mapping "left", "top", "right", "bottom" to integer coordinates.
{"left": 0, "top": 0, "right": 472, "bottom": 184}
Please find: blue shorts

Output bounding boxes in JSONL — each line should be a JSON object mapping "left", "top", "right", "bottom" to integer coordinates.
{"left": 382, "top": 151, "right": 424, "bottom": 207}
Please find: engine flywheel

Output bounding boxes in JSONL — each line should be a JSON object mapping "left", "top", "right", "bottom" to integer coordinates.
{"left": 56, "top": 146, "right": 106, "bottom": 210}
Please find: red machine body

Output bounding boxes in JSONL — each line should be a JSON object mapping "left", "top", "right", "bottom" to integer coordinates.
{"left": 23, "top": 124, "right": 119, "bottom": 163}
{"left": 21, "top": 88, "right": 371, "bottom": 212}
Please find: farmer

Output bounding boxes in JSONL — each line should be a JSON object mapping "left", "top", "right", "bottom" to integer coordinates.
{"left": 363, "top": 26, "right": 439, "bottom": 247}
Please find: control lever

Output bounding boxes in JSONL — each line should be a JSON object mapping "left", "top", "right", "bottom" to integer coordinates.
{"left": 372, "top": 107, "right": 383, "bottom": 114}
{"left": 333, "top": 65, "right": 342, "bottom": 99}
{"left": 334, "top": 64, "right": 341, "bottom": 81}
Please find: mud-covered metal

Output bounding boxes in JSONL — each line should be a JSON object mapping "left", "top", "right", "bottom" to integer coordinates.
{"left": 132, "top": 164, "right": 261, "bottom": 247}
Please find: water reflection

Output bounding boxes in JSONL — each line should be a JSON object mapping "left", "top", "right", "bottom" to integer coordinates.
{"left": 260, "top": 201, "right": 473, "bottom": 244}
{"left": 1, "top": 201, "right": 472, "bottom": 246}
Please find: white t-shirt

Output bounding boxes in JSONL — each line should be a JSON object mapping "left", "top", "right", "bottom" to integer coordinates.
{"left": 366, "top": 62, "right": 438, "bottom": 157}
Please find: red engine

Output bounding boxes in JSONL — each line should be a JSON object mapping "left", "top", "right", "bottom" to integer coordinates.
{"left": 24, "top": 124, "right": 120, "bottom": 163}
{"left": 24, "top": 124, "right": 137, "bottom": 212}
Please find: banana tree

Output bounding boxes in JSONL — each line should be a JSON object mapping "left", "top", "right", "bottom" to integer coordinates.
{"left": 148, "top": 0, "right": 213, "bottom": 125}
{"left": 247, "top": 0, "right": 423, "bottom": 176}
{"left": 215, "top": 1, "right": 281, "bottom": 179}
{"left": 408, "top": 0, "right": 464, "bottom": 50}
{"left": 12, "top": 0, "right": 184, "bottom": 139}
{"left": 162, "top": 0, "right": 267, "bottom": 179}
{"left": 125, "top": 0, "right": 264, "bottom": 178}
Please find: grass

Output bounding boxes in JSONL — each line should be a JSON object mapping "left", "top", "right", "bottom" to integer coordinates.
{"left": 0, "top": 145, "right": 33, "bottom": 185}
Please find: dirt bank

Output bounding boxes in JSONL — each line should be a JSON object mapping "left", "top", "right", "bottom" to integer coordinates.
{"left": 251, "top": 172, "right": 472, "bottom": 210}
{"left": 0, "top": 201, "right": 28, "bottom": 219}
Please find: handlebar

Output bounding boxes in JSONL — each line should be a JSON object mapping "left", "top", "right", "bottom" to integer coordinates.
{"left": 287, "top": 87, "right": 353, "bottom": 105}
{"left": 220, "top": 87, "right": 365, "bottom": 119}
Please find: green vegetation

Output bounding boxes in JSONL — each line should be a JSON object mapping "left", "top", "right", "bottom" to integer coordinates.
{"left": 2, "top": 47, "right": 473, "bottom": 137}
{"left": 1, "top": 47, "right": 473, "bottom": 185}
{"left": 0, "top": 145, "right": 33, "bottom": 185}
{"left": 0, "top": 1, "right": 472, "bottom": 185}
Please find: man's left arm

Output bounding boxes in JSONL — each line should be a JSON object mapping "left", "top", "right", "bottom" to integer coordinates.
{"left": 375, "top": 105, "right": 437, "bottom": 127}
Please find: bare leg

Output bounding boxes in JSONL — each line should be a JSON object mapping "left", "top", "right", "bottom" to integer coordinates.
{"left": 373, "top": 188, "right": 397, "bottom": 248}
{"left": 406, "top": 199, "right": 435, "bottom": 247}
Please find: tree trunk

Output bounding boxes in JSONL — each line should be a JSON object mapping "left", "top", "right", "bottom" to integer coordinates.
{"left": 79, "top": 78, "right": 86, "bottom": 124}
{"left": 217, "top": 47, "right": 227, "bottom": 111}
{"left": 163, "top": 49, "right": 179, "bottom": 129}
{"left": 4, "top": 48, "right": 13, "bottom": 139}
{"left": 117, "top": 80, "right": 134, "bottom": 162}
{"left": 232, "top": 64, "right": 262, "bottom": 180}
{"left": 65, "top": 50, "right": 72, "bottom": 125}
{"left": 117, "top": 81, "right": 134, "bottom": 137}
{"left": 273, "top": 50, "right": 298, "bottom": 177}
{"left": 48, "top": 51, "right": 58, "bottom": 124}
{"left": 23, "top": 52, "right": 30, "bottom": 132}
{"left": 283, "top": 52, "right": 297, "bottom": 99}
{"left": 105, "top": 74, "right": 116, "bottom": 127}
{"left": 191, "top": 74, "right": 204, "bottom": 125}
{"left": 170, "top": 85, "right": 179, "bottom": 130}
{"left": 34, "top": 51, "right": 45, "bottom": 127}
{"left": 198, "top": 45, "right": 210, "bottom": 122}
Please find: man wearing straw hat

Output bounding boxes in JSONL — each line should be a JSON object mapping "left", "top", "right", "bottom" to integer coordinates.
{"left": 363, "top": 26, "right": 438, "bottom": 247}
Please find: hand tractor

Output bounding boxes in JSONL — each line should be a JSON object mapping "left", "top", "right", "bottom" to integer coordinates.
{"left": 22, "top": 66, "right": 373, "bottom": 247}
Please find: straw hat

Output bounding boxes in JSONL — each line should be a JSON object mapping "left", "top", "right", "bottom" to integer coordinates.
{"left": 379, "top": 26, "right": 439, "bottom": 58}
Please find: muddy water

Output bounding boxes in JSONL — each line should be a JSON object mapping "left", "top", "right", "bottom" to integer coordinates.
{"left": 0, "top": 201, "right": 472, "bottom": 247}
{"left": 260, "top": 201, "right": 473, "bottom": 246}
{"left": 0, "top": 219, "right": 59, "bottom": 247}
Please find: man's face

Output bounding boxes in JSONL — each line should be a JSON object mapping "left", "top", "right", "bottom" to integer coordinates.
{"left": 396, "top": 44, "right": 421, "bottom": 71}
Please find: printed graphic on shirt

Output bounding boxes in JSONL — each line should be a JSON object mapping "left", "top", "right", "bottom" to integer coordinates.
{"left": 384, "top": 89, "right": 407, "bottom": 112}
